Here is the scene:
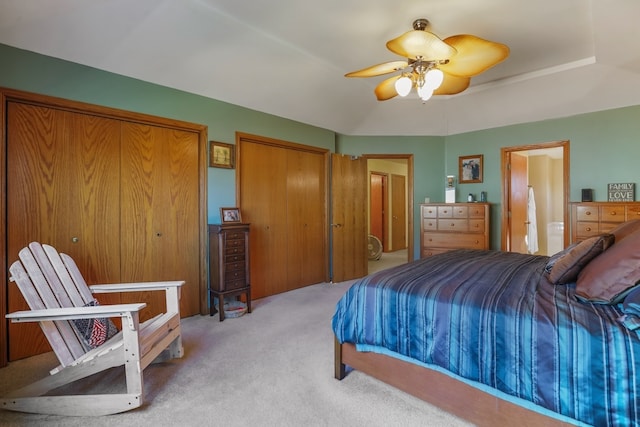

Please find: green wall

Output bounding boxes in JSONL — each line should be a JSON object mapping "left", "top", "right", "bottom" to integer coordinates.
{"left": 4, "top": 43, "right": 640, "bottom": 260}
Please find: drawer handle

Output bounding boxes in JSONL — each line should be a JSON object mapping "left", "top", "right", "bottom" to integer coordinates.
{"left": 585, "top": 211, "right": 591, "bottom": 215}
{"left": 585, "top": 227, "right": 592, "bottom": 231}
{"left": 450, "top": 223, "right": 455, "bottom": 227}
{"left": 610, "top": 212, "right": 616, "bottom": 216}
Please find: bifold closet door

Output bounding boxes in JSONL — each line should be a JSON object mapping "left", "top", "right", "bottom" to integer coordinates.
{"left": 238, "top": 140, "right": 289, "bottom": 299}
{"left": 285, "top": 149, "right": 326, "bottom": 290}
{"left": 7, "top": 102, "right": 121, "bottom": 360}
{"left": 120, "top": 122, "right": 201, "bottom": 319}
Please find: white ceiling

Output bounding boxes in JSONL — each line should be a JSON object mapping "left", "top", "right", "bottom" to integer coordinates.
{"left": 1, "top": 0, "right": 639, "bottom": 136}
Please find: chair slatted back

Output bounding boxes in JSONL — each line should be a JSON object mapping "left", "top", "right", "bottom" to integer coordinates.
{"left": 9, "top": 243, "right": 94, "bottom": 366}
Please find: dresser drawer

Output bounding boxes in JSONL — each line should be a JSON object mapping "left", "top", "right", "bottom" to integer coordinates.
{"left": 225, "top": 245, "right": 245, "bottom": 257}
{"left": 574, "top": 222, "right": 600, "bottom": 238}
{"left": 437, "top": 206, "right": 454, "bottom": 218}
{"left": 422, "top": 218, "right": 437, "bottom": 230}
{"left": 224, "top": 230, "right": 246, "bottom": 241}
{"left": 422, "top": 206, "right": 437, "bottom": 218}
{"left": 468, "top": 205, "right": 486, "bottom": 218}
{"left": 599, "top": 206, "right": 625, "bottom": 222}
{"left": 469, "top": 219, "right": 485, "bottom": 232}
{"left": 224, "top": 269, "right": 246, "bottom": 282}
{"left": 437, "top": 219, "right": 468, "bottom": 232}
{"left": 575, "top": 206, "right": 598, "bottom": 221}
{"left": 452, "top": 206, "right": 468, "bottom": 218}
{"left": 421, "top": 247, "right": 450, "bottom": 257}
{"left": 224, "top": 279, "right": 248, "bottom": 291}
{"left": 424, "top": 232, "right": 484, "bottom": 249}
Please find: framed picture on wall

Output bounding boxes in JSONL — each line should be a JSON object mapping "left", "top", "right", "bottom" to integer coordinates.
{"left": 210, "top": 141, "right": 235, "bottom": 169}
{"left": 459, "top": 154, "right": 483, "bottom": 183}
{"left": 220, "top": 207, "right": 242, "bottom": 223}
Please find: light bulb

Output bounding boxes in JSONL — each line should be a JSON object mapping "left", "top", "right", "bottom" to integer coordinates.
{"left": 424, "top": 69, "right": 444, "bottom": 90}
{"left": 394, "top": 76, "right": 412, "bottom": 97}
{"left": 417, "top": 85, "right": 433, "bottom": 101}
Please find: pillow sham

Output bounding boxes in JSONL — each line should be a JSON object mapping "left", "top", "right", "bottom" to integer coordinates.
{"left": 576, "top": 229, "right": 640, "bottom": 304}
{"left": 544, "top": 242, "right": 579, "bottom": 274}
{"left": 71, "top": 299, "right": 119, "bottom": 351}
{"left": 546, "top": 234, "right": 614, "bottom": 285}
{"left": 619, "top": 286, "right": 640, "bottom": 335}
{"left": 609, "top": 219, "right": 640, "bottom": 243}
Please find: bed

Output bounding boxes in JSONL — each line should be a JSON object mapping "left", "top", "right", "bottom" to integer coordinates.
{"left": 332, "top": 221, "right": 640, "bottom": 427}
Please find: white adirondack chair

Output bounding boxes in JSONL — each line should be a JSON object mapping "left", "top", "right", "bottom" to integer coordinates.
{"left": 1, "top": 242, "right": 184, "bottom": 416}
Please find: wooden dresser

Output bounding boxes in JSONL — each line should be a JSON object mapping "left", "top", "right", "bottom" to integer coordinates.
{"left": 570, "top": 202, "right": 640, "bottom": 243}
{"left": 208, "top": 223, "right": 251, "bottom": 321}
{"left": 420, "top": 203, "right": 490, "bottom": 257}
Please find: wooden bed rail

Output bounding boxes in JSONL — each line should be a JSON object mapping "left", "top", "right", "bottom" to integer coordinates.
{"left": 334, "top": 338, "right": 573, "bottom": 427}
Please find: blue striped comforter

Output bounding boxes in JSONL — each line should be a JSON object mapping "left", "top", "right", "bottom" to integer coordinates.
{"left": 332, "top": 249, "right": 640, "bottom": 426}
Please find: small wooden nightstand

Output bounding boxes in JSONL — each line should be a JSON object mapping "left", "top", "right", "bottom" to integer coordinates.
{"left": 208, "top": 223, "right": 251, "bottom": 321}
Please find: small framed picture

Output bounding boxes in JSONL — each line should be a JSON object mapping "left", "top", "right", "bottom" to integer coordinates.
{"left": 220, "top": 207, "right": 242, "bottom": 223}
{"left": 210, "top": 141, "right": 235, "bottom": 169}
{"left": 459, "top": 154, "right": 483, "bottom": 184}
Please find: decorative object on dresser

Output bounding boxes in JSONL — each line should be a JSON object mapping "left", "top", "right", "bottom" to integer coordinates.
{"left": 420, "top": 202, "right": 490, "bottom": 257}
{"left": 607, "top": 183, "right": 635, "bottom": 202}
{"left": 570, "top": 202, "right": 640, "bottom": 243}
{"left": 220, "top": 206, "right": 242, "bottom": 223}
{"left": 209, "top": 223, "right": 251, "bottom": 321}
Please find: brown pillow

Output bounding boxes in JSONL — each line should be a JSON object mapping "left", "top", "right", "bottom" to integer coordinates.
{"left": 576, "top": 230, "right": 640, "bottom": 304}
{"left": 609, "top": 219, "right": 640, "bottom": 243}
{"left": 547, "top": 234, "right": 614, "bottom": 285}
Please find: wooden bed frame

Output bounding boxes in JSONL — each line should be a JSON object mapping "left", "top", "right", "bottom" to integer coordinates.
{"left": 334, "top": 339, "right": 574, "bottom": 427}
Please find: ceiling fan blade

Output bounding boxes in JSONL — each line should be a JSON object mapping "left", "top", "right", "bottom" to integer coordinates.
{"left": 374, "top": 76, "right": 400, "bottom": 101}
{"left": 433, "top": 73, "right": 470, "bottom": 95}
{"left": 438, "top": 34, "right": 509, "bottom": 77}
{"left": 386, "top": 29, "right": 457, "bottom": 61}
{"left": 345, "top": 60, "right": 408, "bottom": 77}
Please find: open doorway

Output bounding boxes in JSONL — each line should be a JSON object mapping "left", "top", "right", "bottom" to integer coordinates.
{"left": 365, "top": 155, "right": 414, "bottom": 274}
{"left": 501, "top": 141, "right": 570, "bottom": 255}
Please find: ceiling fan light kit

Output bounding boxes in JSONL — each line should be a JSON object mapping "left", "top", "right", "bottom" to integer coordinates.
{"left": 346, "top": 18, "right": 510, "bottom": 102}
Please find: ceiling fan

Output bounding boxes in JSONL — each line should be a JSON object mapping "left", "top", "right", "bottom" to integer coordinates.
{"left": 345, "top": 18, "right": 509, "bottom": 102}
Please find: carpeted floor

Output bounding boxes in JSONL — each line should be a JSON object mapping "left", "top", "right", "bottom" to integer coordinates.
{"left": 0, "top": 277, "right": 470, "bottom": 427}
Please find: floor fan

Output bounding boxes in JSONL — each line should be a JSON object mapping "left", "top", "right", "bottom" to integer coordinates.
{"left": 368, "top": 235, "right": 383, "bottom": 260}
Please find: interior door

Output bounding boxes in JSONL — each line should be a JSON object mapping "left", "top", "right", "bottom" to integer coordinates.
{"left": 370, "top": 173, "right": 385, "bottom": 244}
{"left": 391, "top": 174, "right": 407, "bottom": 250}
{"left": 7, "top": 103, "right": 121, "bottom": 360}
{"left": 508, "top": 152, "right": 529, "bottom": 253}
{"left": 331, "top": 153, "right": 367, "bottom": 282}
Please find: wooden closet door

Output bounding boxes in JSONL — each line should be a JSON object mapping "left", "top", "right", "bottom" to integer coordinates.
{"left": 286, "top": 149, "right": 326, "bottom": 290}
{"left": 120, "top": 123, "right": 201, "bottom": 319}
{"left": 7, "top": 103, "right": 121, "bottom": 360}
{"left": 238, "top": 140, "right": 288, "bottom": 299}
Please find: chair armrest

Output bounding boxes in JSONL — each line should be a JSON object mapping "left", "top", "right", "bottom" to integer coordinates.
{"left": 6, "top": 303, "right": 146, "bottom": 322}
{"left": 89, "top": 280, "right": 185, "bottom": 293}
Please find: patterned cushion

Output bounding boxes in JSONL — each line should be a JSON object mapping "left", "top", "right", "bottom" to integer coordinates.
{"left": 71, "top": 299, "right": 119, "bottom": 350}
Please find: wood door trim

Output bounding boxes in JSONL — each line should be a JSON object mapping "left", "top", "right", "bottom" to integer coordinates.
{"left": 362, "top": 154, "right": 414, "bottom": 263}
{"left": 500, "top": 140, "right": 570, "bottom": 251}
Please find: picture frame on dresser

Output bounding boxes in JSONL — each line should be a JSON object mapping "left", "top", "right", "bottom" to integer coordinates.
{"left": 220, "top": 207, "right": 242, "bottom": 223}
{"left": 459, "top": 154, "right": 483, "bottom": 183}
